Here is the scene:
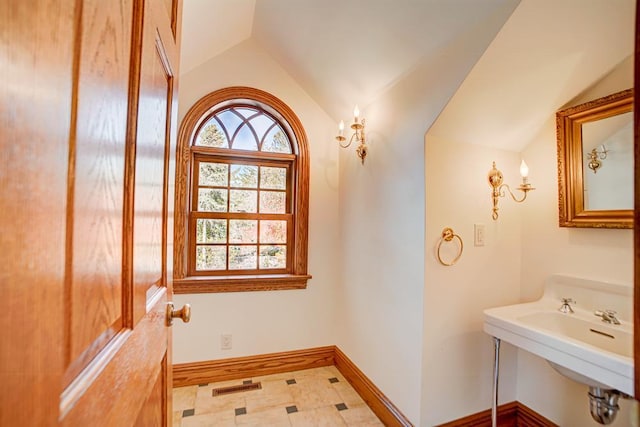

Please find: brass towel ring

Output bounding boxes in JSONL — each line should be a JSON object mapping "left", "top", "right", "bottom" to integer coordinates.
{"left": 437, "top": 227, "right": 463, "bottom": 266}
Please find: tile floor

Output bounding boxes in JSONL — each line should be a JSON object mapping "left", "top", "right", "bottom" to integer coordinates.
{"left": 172, "top": 366, "right": 384, "bottom": 426}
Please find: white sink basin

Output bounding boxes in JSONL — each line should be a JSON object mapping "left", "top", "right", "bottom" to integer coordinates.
{"left": 484, "top": 275, "right": 634, "bottom": 396}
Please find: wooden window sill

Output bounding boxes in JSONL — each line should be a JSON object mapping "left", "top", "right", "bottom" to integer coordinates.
{"left": 173, "top": 274, "right": 311, "bottom": 294}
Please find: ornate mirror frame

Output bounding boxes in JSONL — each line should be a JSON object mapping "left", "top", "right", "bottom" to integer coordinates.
{"left": 556, "top": 88, "right": 634, "bottom": 229}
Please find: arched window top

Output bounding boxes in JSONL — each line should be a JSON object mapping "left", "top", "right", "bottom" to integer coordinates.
{"left": 175, "top": 87, "right": 310, "bottom": 293}
{"left": 194, "top": 106, "right": 292, "bottom": 154}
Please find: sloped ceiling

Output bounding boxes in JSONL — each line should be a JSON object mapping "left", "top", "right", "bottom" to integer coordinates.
{"left": 251, "top": 0, "right": 519, "bottom": 123}
{"left": 180, "top": 0, "right": 519, "bottom": 118}
{"left": 179, "top": 0, "right": 634, "bottom": 151}
{"left": 180, "top": 0, "right": 256, "bottom": 75}
{"left": 428, "top": 0, "right": 635, "bottom": 151}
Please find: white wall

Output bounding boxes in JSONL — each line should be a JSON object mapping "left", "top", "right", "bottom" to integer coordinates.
{"left": 334, "top": 4, "right": 520, "bottom": 424}
{"left": 517, "top": 56, "right": 637, "bottom": 426}
{"left": 172, "top": 39, "right": 341, "bottom": 363}
{"left": 422, "top": 138, "right": 521, "bottom": 425}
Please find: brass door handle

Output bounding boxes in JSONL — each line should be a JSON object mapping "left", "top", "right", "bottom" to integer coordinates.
{"left": 166, "top": 302, "right": 191, "bottom": 326}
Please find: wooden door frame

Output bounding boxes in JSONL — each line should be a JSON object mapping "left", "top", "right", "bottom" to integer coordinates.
{"left": 634, "top": 0, "right": 640, "bottom": 400}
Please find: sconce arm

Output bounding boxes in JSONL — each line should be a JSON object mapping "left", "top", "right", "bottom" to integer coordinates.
{"left": 338, "top": 132, "right": 357, "bottom": 149}
{"left": 499, "top": 184, "right": 526, "bottom": 203}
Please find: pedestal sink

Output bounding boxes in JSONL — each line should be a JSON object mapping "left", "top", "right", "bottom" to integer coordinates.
{"left": 484, "top": 275, "right": 633, "bottom": 395}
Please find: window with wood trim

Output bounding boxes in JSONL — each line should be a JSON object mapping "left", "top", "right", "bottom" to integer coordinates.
{"left": 174, "top": 87, "right": 310, "bottom": 293}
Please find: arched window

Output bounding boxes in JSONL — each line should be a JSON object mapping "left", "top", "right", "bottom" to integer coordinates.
{"left": 174, "top": 87, "right": 310, "bottom": 293}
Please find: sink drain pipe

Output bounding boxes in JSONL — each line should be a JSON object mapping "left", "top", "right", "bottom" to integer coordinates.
{"left": 588, "top": 387, "right": 623, "bottom": 424}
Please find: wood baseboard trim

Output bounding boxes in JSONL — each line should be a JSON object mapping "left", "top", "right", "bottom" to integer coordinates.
{"left": 333, "top": 346, "right": 413, "bottom": 426}
{"left": 516, "top": 402, "right": 559, "bottom": 427}
{"left": 173, "top": 346, "right": 335, "bottom": 387}
{"left": 436, "top": 401, "right": 557, "bottom": 427}
{"left": 173, "top": 345, "right": 413, "bottom": 426}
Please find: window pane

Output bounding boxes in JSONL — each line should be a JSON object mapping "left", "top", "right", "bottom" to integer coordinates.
{"left": 259, "top": 220, "right": 287, "bottom": 244}
{"left": 250, "top": 115, "right": 276, "bottom": 140}
{"left": 259, "top": 191, "right": 286, "bottom": 213}
{"left": 260, "top": 166, "right": 287, "bottom": 190}
{"left": 232, "top": 124, "right": 258, "bottom": 151}
{"left": 199, "top": 162, "right": 228, "bottom": 187}
{"left": 230, "top": 164, "right": 258, "bottom": 188}
{"left": 236, "top": 107, "right": 259, "bottom": 119}
{"left": 196, "top": 219, "right": 227, "bottom": 244}
{"left": 261, "top": 126, "right": 291, "bottom": 153}
{"left": 229, "top": 245, "right": 257, "bottom": 270}
{"left": 196, "top": 246, "right": 226, "bottom": 270}
{"left": 217, "top": 110, "right": 243, "bottom": 139}
{"left": 195, "top": 121, "right": 228, "bottom": 148}
{"left": 229, "top": 220, "right": 257, "bottom": 243}
{"left": 198, "top": 188, "right": 228, "bottom": 212}
{"left": 230, "top": 189, "right": 257, "bottom": 213}
{"left": 259, "top": 245, "right": 286, "bottom": 269}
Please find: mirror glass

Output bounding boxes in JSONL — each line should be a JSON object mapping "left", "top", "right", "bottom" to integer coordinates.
{"left": 556, "top": 88, "right": 633, "bottom": 229}
{"left": 581, "top": 111, "right": 633, "bottom": 210}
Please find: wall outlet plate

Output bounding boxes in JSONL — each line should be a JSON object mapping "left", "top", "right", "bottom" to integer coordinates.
{"left": 221, "top": 334, "right": 232, "bottom": 350}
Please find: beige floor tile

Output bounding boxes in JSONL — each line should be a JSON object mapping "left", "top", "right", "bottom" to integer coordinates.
{"left": 196, "top": 379, "right": 257, "bottom": 403}
{"left": 194, "top": 390, "right": 246, "bottom": 417}
{"left": 235, "top": 406, "right": 291, "bottom": 426}
{"left": 173, "top": 365, "right": 381, "bottom": 427}
{"left": 252, "top": 371, "right": 299, "bottom": 382}
{"left": 180, "top": 411, "right": 236, "bottom": 427}
{"left": 252, "top": 367, "right": 330, "bottom": 383}
{"left": 325, "top": 365, "right": 347, "bottom": 382}
{"left": 174, "top": 386, "right": 199, "bottom": 412}
{"left": 198, "top": 379, "right": 248, "bottom": 396}
{"left": 294, "top": 366, "right": 336, "bottom": 379}
{"left": 289, "top": 376, "right": 343, "bottom": 411}
{"left": 244, "top": 379, "right": 295, "bottom": 413}
{"left": 337, "top": 404, "right": 383, "bottom": 425}
{"left": 289, "top": 405, "right": 348, "bottom": 427}
{"left": 331, "top": 381, "right": 366, "bottom": 407}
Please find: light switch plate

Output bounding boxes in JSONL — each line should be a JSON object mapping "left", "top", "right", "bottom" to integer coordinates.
{"left": 474, "top": 224, "right": 485, "bottom": 246}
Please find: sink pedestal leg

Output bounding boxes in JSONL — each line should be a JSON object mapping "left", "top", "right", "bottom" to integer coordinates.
{"left": 492, "top": 337, "right": 500, "bottom": 427}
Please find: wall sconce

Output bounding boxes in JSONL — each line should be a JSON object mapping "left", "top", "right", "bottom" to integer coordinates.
{"left": 488, "top": 160, "right": 535, "bottom": 220}
{"left": 586, "top": 145, "right": 608, "bottom": 174}
{"left": 336, "top": 105, "right": 368, "bottom": 164}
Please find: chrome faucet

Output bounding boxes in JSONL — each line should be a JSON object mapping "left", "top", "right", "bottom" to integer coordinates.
{"left": 594, "top": 309, "right": 620, "bottom": 325}
{"left": 558, "top": 298, "right": 575, "bottom": 314}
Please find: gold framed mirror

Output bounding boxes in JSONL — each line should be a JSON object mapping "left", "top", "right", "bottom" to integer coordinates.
{"left": 556, "top": 88, "right": 633, "bottom": 229}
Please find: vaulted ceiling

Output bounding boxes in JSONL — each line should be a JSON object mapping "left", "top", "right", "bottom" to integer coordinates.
{"left": 180, "top": 0, "right": 634, "bottom": 151}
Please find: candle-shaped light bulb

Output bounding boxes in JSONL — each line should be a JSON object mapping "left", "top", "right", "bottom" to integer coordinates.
{"left": 338, "top": 120, "right": 344, "bottom": 136}
{"left": 520, "top": 160, "right": 529, "bottom": 178}
{"left": 353, "top": 105, "right": 360, "bottom": 120}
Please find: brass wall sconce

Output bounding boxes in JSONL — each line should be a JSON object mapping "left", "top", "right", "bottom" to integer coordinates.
{"left": 586, "top": 145, "right": 608, "bottom": 174}
{"left": 336, "top": 105, "right": 368, "bottom": 164}
{"left": 488, "top": 161, "right": 534, "bottom": 220}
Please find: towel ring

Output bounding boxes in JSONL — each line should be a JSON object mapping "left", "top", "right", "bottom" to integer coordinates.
{"left": 437, "top": 227, "right": 463, "bottom": 266}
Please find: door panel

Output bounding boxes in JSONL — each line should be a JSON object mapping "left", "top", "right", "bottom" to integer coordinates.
{"left": 1, "top": 0, "right": 182, "bottom": 425}
{"left": 132, "top": 3, "right": 173, "bottom": 324}
{"left": 1, "top": 1, "right": 74, "bottom": 425}
{"left": 61, "top": 303, "right": 168, "bottom": 425}
{"left": 64, "top": 0, "right": 133, "bottom": 387}
{"left": 135, "top": 356, "right": 168, "bottom": 427}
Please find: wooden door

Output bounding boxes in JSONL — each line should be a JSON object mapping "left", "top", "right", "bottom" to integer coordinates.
{"left": 1, "top": 0, "right": 183, "bottom": 425}
{"left": 635, "top": 0, "right": 640, "bottom": 400}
